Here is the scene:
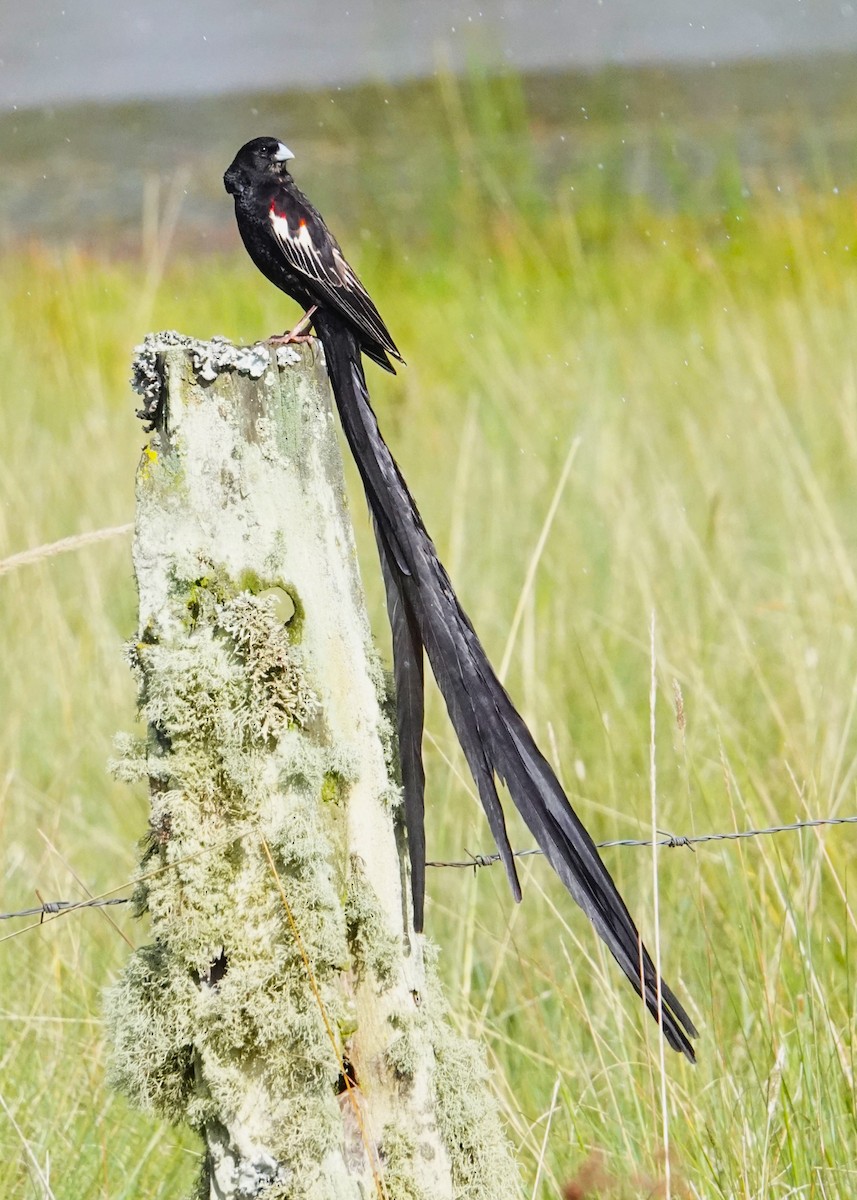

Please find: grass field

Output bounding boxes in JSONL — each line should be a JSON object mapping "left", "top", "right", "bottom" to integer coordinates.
{"left": 2, "top": 108, "right": 857, "bottom": 1197}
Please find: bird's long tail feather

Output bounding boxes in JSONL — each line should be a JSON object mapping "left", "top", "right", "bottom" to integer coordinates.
{"left": 375, "top": 521, "right": 426, "bottom": 932}
{"left": 315, "top": 312, "right": 697, "bottom": 1061}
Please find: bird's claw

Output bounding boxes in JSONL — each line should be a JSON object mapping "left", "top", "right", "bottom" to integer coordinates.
{"left": 266, "top": 331, "right": 315, "bottom": 346}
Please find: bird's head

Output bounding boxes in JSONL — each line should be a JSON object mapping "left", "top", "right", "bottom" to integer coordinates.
{"left": 224, "top": 137, "right": 295, "bottom": 196}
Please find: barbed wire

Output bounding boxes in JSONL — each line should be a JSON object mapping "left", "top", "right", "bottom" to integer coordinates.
{"left": 3, "top": 811, "right": 855, "bottom": 923}
{"left": 425, "top": 813, "right": 857, "bottom": 869}
{"left": 0, "top": 897, "right": 132, "bottom": 921}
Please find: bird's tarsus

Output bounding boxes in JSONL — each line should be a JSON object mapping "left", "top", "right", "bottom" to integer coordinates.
{"left": 267, "top": 304, "right": 318, "bottom": 345}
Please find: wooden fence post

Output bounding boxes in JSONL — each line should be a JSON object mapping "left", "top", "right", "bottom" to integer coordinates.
{"left": 105, "top": 333, "right": 520, "bottom": 1200}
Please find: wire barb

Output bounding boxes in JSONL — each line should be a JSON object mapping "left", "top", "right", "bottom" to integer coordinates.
{"left": 0, "top": 897, "right": 131, "bottom": 921}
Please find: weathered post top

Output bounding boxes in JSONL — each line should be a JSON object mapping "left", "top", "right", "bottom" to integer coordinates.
{"left": 107, "top": 333, "right": 519, "bottom": 1200}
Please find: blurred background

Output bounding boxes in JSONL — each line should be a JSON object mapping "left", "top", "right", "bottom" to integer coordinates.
{"left": 5, "top": 1, "right": 857, "bottom": 246}
{"left": 3, "top": 3, "right": 857, "bottom": 1198}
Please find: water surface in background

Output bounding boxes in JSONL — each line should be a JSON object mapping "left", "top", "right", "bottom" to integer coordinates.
{"left": 2, "top": 55, "right": 857, "bottom": 250}
{"left": 2, "top": 0, "right": 856, "bottom": 110}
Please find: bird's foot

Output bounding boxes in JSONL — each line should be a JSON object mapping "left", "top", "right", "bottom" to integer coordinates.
{"left": 266, "top": 305, "right": 318, "bottom": 345}
{"left": 267, "top": 331, "right": 315, "bottom": 345}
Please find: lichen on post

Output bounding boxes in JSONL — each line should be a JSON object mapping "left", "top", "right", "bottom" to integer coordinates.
{"left": 106, "top": 333, "right": 520, "bottom": 1200}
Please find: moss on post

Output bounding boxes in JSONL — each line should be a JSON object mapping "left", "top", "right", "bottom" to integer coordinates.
{"left": 106, "top": 333, "right": 520, "bottom": 1200}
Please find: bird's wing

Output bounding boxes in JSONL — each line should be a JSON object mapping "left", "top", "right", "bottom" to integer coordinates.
{"left": 268, "top": 202, "right": 401, "bottom": 361}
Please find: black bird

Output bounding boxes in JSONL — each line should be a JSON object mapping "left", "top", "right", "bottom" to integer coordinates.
{"left": 224, "top": 136, "right": 698, "bottom": 1061}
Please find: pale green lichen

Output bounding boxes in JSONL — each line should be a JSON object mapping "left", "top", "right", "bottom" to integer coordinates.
{"left": 385, "top": 1011, "right": 423, "bottom": 1083}
{"left": 217, "top": 591, "right": 316, "bottom": 735}
{"left": 425, "top": 958, "right": 521, "bottom": 1200}
{"left": 109, "top": 731, "right": 149, "bottom": 783}
{"left": 380, "top": 958, "right": 520, "bottom": 1200}
{"left": 105, "top": 941, "right": 199, "bottom": 1123}
{"left": 181, "top": 563, "right": 306, "bottom": 644}
{"left": 379, "top": 1125, "right": 433, "bottom": 1200}
{"left": 107, "top": 563, "right": 353, "bottom": 1197}
{"left": 344, "top": 855, "right": 399, "bottom": 989}
{"left": 432, "top": 1033, "right": 518, "bottom": 1200}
